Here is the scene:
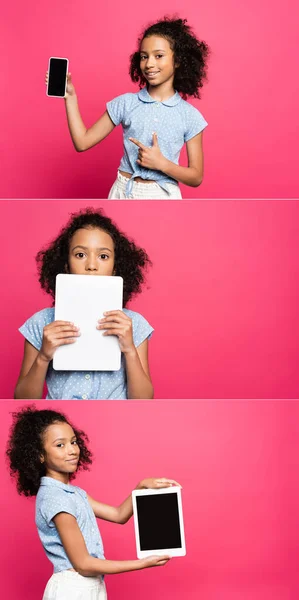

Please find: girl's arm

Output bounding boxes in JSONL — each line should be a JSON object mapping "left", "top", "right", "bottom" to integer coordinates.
{"left": 129, "top": 132, "right": 204, "bottom": 187}
{"left": 88, "top": 478, "right": 180, "bottom": 524}
{"left": 125, "top": 339, "right": 153, "bottom": 400}
{"left": 64, "top": 74, "right": 115, "bottom": 151}
{"left": 15, "top": 341, "right": 49, "bottom": 399}
{"left": 98, "top": 311, "right": 153, "bottom": 399}
{"left": 15, "top": 322, "right": 80, "bottom": 399}
{"left": 53, "top": 512, "right": 170, "bottom": 576}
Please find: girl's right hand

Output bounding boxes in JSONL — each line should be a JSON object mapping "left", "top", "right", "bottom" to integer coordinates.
{"left": 39, "top": 321, "right": 80, "bottom": 362}
{"left": 44, "top": 72, "right": 76, "bottom": 97}
{"left": 143, "top": 555, "right": 171, "bottom": 568}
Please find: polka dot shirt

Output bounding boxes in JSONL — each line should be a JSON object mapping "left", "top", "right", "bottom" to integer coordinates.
{"left": 106, "top": 87, "right": 208, "bottom": 196}
{"left": 36, "top": 476, "right": 105, "bottom": 573}
{"left": 19, "top": 307, "right": 153, "bottom": 399}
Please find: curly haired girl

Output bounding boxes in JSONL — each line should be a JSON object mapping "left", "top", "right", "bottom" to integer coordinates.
{"left": 6, "top": 405, "right": 178, "bottom": 599}
{"left": 15, "top": 208, "right": 154, "bottom": 400}
{"left": 46, "top": 17, "right": 210, "bottom": 199}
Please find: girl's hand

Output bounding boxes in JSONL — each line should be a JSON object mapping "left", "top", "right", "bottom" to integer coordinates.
{"left": 97, "top": 310, "right": 135, "bottom": 354}
{"left": 129, "top": 133, "right": 166, "bottom": 171}
{"left": 136, "top": 478, "right": 182, "bottom": 490}
{"left": 39, "top": 321, "right": 80, "bottom": 363}
{"left": 45, "top": 72, "right": 76, "bottom": 97}
{"left": 143, "top": 555, "right": 171, "bottom": 568}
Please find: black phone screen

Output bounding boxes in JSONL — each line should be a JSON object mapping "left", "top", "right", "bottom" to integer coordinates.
{"left": 48, "top": 58, "right": 68, "bottom": 97}
{"left": 136, "top": 493, "right": 182, "bottom": 551}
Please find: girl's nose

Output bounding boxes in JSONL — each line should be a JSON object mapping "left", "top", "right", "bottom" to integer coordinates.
{"left": 86, "top": 257, "right": 98, "bottom": 271}
{"left": 146, "top": 56, "right": 156, "bottom": 68}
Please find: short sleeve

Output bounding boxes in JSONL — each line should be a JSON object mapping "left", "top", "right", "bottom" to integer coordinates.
{"left": 130, "top": 312, "right": 154, "bottom": 347}
{"left": 184, "top": 105, "right": 208, "bottom": 142}
{"left": 106, "top": 94, "right": 128, "bottom": 126}
{"left": 19, "top": 308, "right": 54, "bottom": 351}
{"left": 40, "top": 488, "right": 77, "bottom": 526}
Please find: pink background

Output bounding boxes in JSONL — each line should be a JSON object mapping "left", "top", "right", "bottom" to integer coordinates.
{"left": 2, "top": 199, "right": 299, "bottom": 399}
{"left": 1, "top": 0, "right": 299, "bottom": 198}
{"left": 1, "top": 400, "right": 298, "bottom": 599}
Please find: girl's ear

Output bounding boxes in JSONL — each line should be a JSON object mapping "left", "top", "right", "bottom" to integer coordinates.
{"left": 40, "top": 454, "right": 45, "bottom": 464}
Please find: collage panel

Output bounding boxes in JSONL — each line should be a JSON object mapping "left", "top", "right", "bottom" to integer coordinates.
{"left": 1, "top": 399, "right": 298, "bottom": 600}
{"left": 1, "top": 199, "right": 299, "bottom": 400}
{"left": 2, "top": 2, "right": 298, "bottom": 200}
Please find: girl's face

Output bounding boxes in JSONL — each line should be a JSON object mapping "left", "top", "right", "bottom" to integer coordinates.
{"left": 41, "top": 421, "right": 80, "bottom": 481}
{"left": 68, "top": 227, "right": 115, "bottom": 276}
{"left": 140, "top": 35, "right": 177, "bottom": 88}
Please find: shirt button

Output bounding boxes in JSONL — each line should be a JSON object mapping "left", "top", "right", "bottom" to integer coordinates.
{"left": 85, "top": 374, "right": 90, "bottom": 380}
{"left": 82, "top": 394, "right": 88, "bottom": 399}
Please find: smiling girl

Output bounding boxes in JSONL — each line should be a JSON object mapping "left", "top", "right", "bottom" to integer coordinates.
{"left": 47, "top": 17, "right": 209, "bottom": 199}
{"left": 15, "top": 208, "right": 153, "bottom": 400}
{"left": 7, "top": 406, "right": 178, "bottom": 599}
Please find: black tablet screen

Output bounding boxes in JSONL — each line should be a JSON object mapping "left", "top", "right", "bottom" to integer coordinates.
{"left": 136, "top": 493, "right": 182, "bottom": 550}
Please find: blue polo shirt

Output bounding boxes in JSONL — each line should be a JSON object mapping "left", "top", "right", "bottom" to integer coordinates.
{"left": 19, "top": 307, "right": 153, "bottom": 400}
{"left": 106, "top": 87, "right": 208, "bottom": 196}
{"left": 36, "top": 477, "right": 105, "bottom": 573}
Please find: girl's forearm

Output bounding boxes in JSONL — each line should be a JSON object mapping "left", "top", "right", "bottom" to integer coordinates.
{"left": 64, "top": 95, "right": 89, "bottom": 151}
{"left": 160, "top": 158, "right": 203, "bottom": 187}
{"left": 14, "top": 354, "right": 49, "bottom": 399}
{"left": 125, "top": 349, "right": 154, "bottom": 399}
{"left": 78, "top": 557, "right": 147, "bottom": 577}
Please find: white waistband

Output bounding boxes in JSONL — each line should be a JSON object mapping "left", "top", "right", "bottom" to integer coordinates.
{"left": 51, "top": 570, "right": 103, "bottom": 588}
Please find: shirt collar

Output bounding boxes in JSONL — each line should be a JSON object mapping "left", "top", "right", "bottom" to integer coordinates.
{"left": 40, "top": 476, "right": 75, "bottom": 493}
{"left": 138, "top": 87, "right": 181, "bottom": 107}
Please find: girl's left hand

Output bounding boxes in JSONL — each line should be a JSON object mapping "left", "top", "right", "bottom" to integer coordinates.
{"left": 129, "top": 133, "right": 166, "bottom": 171}
{"left": 137, "top": 478, "right": 182, "bottom": 490}
{"left": 97, "top": 310, "right": 135, "bottom": 354}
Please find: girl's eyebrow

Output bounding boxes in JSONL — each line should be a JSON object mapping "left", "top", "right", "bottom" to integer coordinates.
{"left": 141, "top": 49, "right": 165, "bottom": 53}
{"left": 53, "top": 436, "right": 77, "bottom": 443}
{"left": 71, "top": 245, "right": 113, "bottom": 252}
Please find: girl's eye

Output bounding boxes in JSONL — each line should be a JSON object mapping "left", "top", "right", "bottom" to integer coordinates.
{"left": 99, "top": 254, "right": 109, "bottom": 260}
{"left": 75, "top": 252, "right": 85, "bottom": 258}
{"left": 156, "top": 55, "right": 163, "bottom": 58}
{"left": 140, "top": 56, "right": 147, "bottom": 61}
{"left": 56, "top": 443, "right": 64, "bottom": 448}
{"left": 71, "top": 440, "right": 78, "bottom": 445}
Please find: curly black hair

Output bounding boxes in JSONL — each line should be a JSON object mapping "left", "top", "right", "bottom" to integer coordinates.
{"left": 129, "top": 17, "right": 210, "bottom": 99}
{"left": 6, "top": 405, "right": 92, "bottom": 497}
{"left": 36, "top": 208, "right": 151, "bottom": 306}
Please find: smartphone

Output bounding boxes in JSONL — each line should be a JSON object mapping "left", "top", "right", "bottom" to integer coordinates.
{"left": 47, "top": 57, "right": 69, "bottom": 98}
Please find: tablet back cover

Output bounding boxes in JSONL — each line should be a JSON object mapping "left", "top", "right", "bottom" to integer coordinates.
{"left": 53, "top": 274, "right": 123, "bottom": 371}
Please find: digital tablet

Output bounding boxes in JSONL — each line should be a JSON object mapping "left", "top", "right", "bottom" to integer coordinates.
{"left": 53, "top": 274, "right": 123, "bottom": 371}
{"left": 132, "top": 486, "right": 186, "bottom": 558}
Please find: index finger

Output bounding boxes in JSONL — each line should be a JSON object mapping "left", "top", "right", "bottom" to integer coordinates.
{"left": 129, "top": 137, "right": 146, "bottom": 150}
{"left": 156, "top": 479, "right": 182, "bottom": 487}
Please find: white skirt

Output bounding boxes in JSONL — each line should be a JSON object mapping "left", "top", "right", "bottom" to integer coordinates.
{"left": 42, "top": 570, "right": 107, "bottom": 600}
{"left": 108, "top": 171, "right": 182, "bottom": 199}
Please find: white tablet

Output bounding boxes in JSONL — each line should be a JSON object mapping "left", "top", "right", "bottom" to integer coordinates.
{"left": 132, "top": 486, "right": 186, "bottom": 558}
{"left": 53, "top": 274, "right": 123, "bottom": 371}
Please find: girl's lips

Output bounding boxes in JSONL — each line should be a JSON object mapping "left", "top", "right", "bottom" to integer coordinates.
{"left": 66, "top": 457, "right": 79, "bottom": 463}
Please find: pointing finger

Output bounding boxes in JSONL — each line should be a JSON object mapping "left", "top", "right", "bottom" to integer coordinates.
{"left": 129, "top": 137, "right": 146, "bottom": 150}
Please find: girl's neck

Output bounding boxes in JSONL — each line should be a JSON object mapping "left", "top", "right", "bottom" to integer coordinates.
{"left": 45, "top": 469, "right": 70, "bottom": 485}
{"left": 147, "top": 80, "right": 176, "bottom": 102}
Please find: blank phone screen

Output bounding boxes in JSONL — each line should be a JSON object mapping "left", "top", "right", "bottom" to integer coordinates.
{"left": 48, "top": 58, "right": 68, "bottom": 97}
{"left": 136, "top": 493, "right": 182, "bottom": 550}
